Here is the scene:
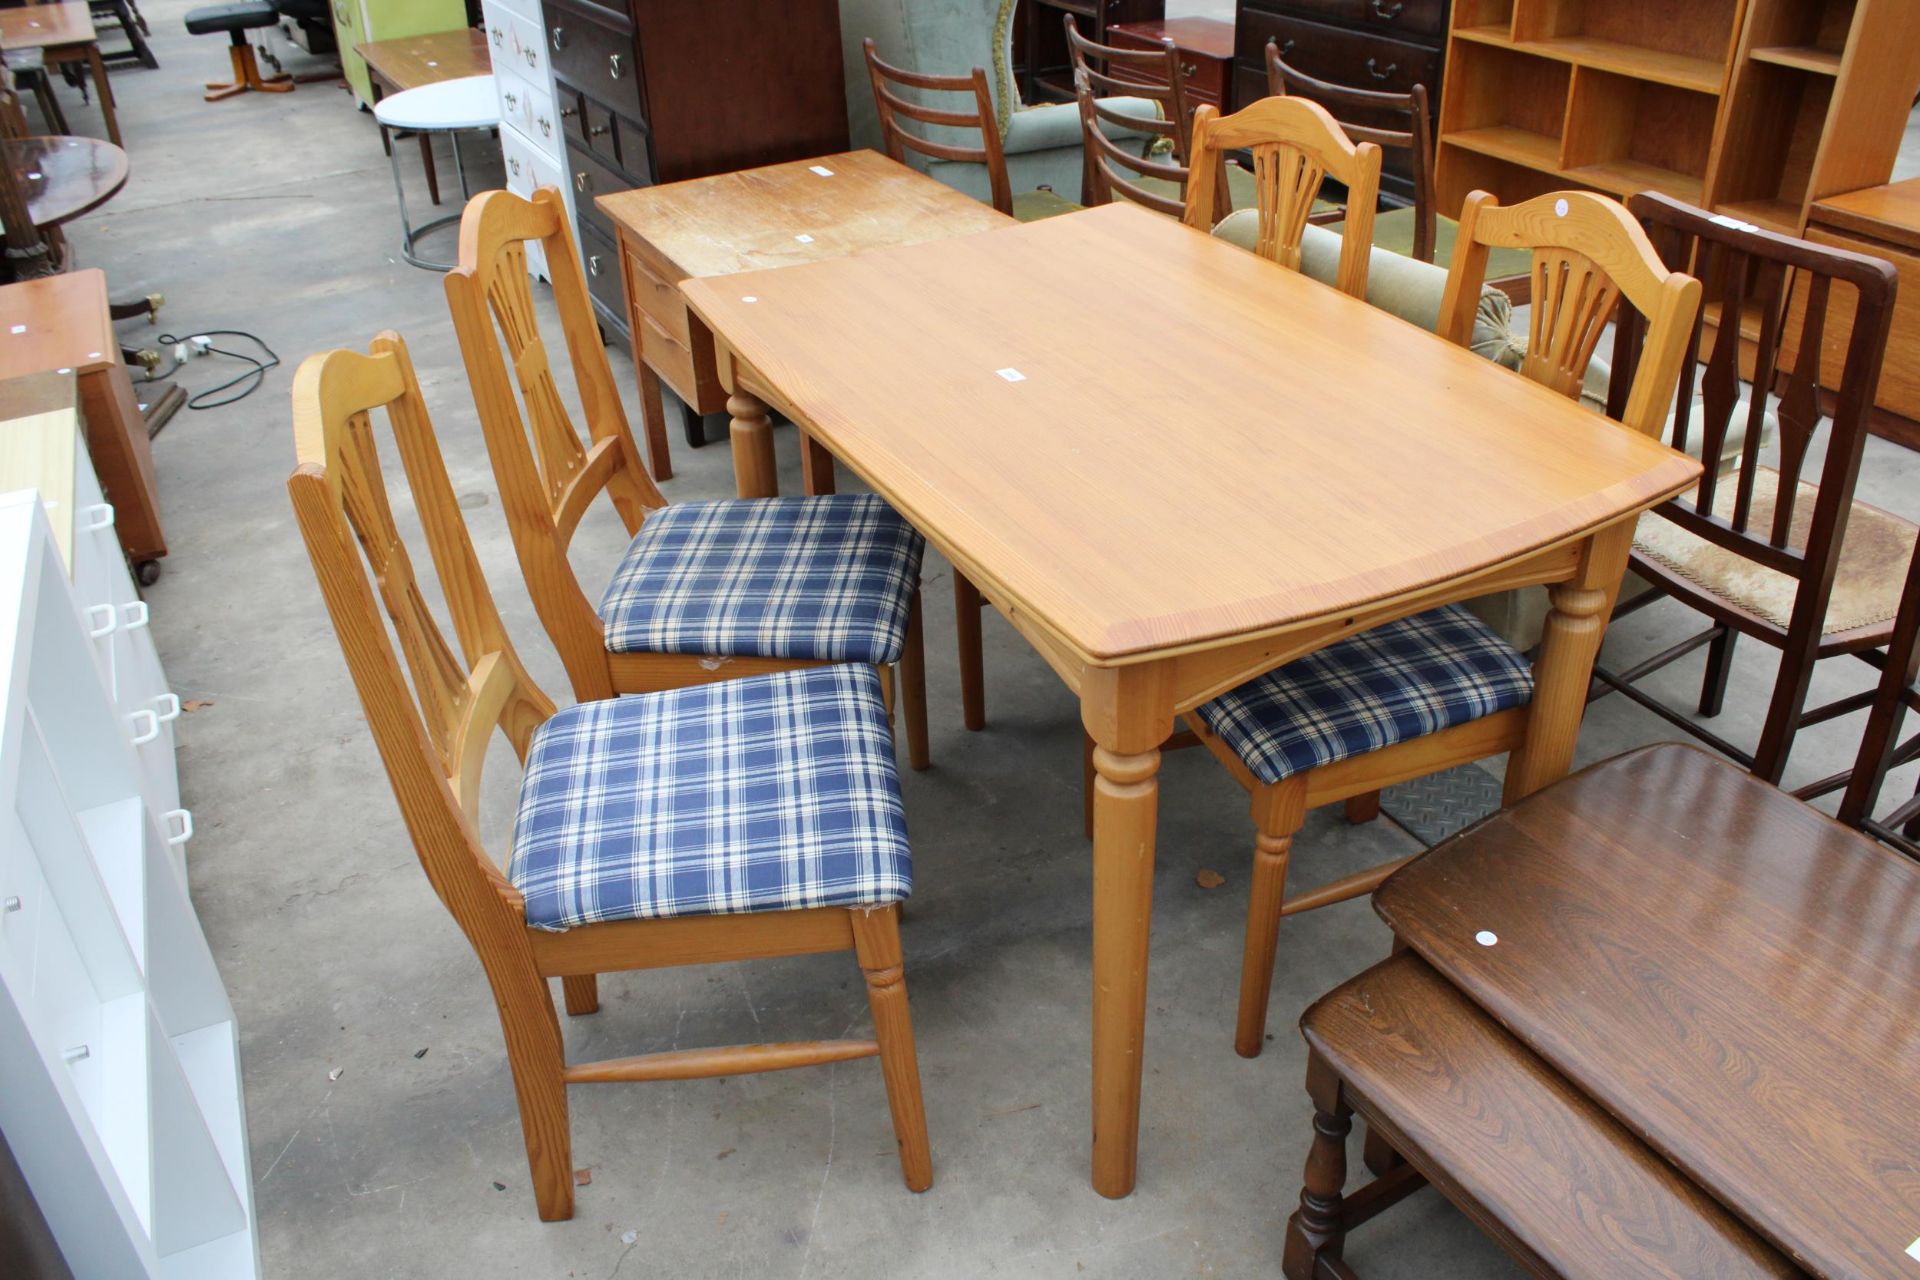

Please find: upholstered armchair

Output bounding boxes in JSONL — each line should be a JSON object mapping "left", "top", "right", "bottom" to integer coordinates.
{"left": 841, "top": 0, "right": 1159, "bottom": 206}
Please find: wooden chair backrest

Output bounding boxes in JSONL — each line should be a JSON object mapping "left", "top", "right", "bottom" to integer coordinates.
{"left": 1067, "top": 19, "right": 1228, "bottom": 223}
{"left": 287, "top": 331, "right": 555, "bottom": 953}
{"left": 1181, "top": 95, "right": 1382, "bottom": 300}
{"left": 445, "top": 186, "right": 663, "bottom": 703}
{"left": 863, "top": 37, "right": 1012, "bottom": 217}
{"left": 1437, "top": 189, "right": 1702, "bottom": 439}
{"left": 1617, "top": 190, "right": 1897, "bottom": 630}
{"left": 1266, "top": 41, "right": 1434, "bottom": 263}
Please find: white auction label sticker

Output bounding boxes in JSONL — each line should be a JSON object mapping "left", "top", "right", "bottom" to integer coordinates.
{"left": 795, "top": 234, "right": 814, "bottom": 243}
{"left": 809, "top": 165, "right": 834, "bottom": 177}
{"left": 996, "top": 368, "right": 1026, "bottom": 383}
{"left": 1474, "top": 930, "right": 1498, "bottom": 947}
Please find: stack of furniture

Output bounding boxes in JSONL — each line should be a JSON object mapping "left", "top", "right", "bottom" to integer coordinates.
{"left": 1429, "top": 0, "right": 1920, "bottom": 233}
{"left": 328, "top": 0, "right": 465, "bottom": 108}
{"left": 1232, "top": 0, "right": 1449, "bottom": 204}
{"left": 0, "top": 374, "right": 253, "bottom": 1278}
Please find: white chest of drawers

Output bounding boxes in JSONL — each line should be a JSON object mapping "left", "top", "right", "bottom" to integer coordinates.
{"left": 482, "top": 0, "right": 572, "bottom": 280}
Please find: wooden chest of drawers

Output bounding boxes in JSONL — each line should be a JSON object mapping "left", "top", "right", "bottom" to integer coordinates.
{"left": 1232, "top": 0, "right": 1450, "bottom": 203}
{"left": 540, "top": 0, "right": 849, "bottom": 342}
{"left": 1106, "top": 17, "right": 1235, "bottom": 110}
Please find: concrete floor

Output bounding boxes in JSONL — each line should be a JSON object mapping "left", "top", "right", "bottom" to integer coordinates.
{"left": 43, "top": 4, "right": 1920, "bottom": 1276}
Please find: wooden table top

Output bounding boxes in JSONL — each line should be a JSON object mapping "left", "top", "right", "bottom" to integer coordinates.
{"left": 8, "top": 136, "right": 127, "bottom": 229}
{"left": 597, "top": 149, "right": 1011, "bottom": 283}
{"left": 1108, "top": 17, "right": 1235, "bottom": 56}
{"left": 0, "top": 269, "right": 115, "bottom": 379}
{"left": 680, "top": 202, "right": 1701, "bottom": 662}
{"left": 0, "top": 2, "right": 93, "bottom": 49}
{"left": 1812, "top": 177, "right": 1920, "bottom": 254}
{"left": 1376, "top": 743, "right": 1920, "bottom": 1280}
{"left": 355, "top": 27, "right": 490, "bottom": 94}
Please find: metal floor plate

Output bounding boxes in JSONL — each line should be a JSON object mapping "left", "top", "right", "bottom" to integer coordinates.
{"left": 1380, "top": 762, "right": 1505, "bottom": 848}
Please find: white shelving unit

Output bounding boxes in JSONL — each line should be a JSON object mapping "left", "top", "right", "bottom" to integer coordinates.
{"left": 482, "top": 0, "right": 570, "bottom": 280}
{"left": 0, "top": 387, "right": 256, "bottom": 1279}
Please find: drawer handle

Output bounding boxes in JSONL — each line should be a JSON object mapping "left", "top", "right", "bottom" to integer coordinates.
{"left": 523, "top": 46, "right": 536, "bottom": 67}
{"left": 1366, "top": 57, "right": 1397, "bottom": 80}
{"left": 504, "top": 91, "right": 518, "bottom": 110}
{"left": 550, "top": 23, "right": 565, "bottom": 50}
{"left": 575, "top": 170, "right": 592, "bottom": 193}
{"left": 539, "top": 115, "right": 552, "bottom": 136}
{"left": 86, "top": 602, "right": 117, "bottom": 638}
{"left": 509, "top": 155, "right": 521, "bottom": 176}
{"left": 4, "top": 896, "right": 20, "bottom": 912}
{"left": 490, "top": 23, "right": 503, "bottom": 46}
{"left": 121, "top": 600, "right": 149, "bottom": 631}
{"left": 1180, "top": 60, "right": 1197, "bottom": 78}
{"left": 85, "top": 502, "right": 114, "bottom": 531}
{"left": 589, "top": 122, "right": 609, "bottom": 137}
{"left": 560, "top": 104, "right": 578, "bottom": 119}
{"left": 155, "top": 692, "right": 181, "bottom": 724}
{"left": 164, "top": 808, "right": 194, "bottom": 846}
{"left": 63, "top": 1044, "right": 89, "bottom": 1064}
{"left": 588, "top": 253, "right": 603, "bottom": 277}
{"left": 1278, "top": 38, "right": 1295, "bottom": 55}
{"left": 1371, "top": 0, "right": 1404, "bottom": 16}
{"left": 129, "top": 708, "right": 160, "bottom": 745}
{"left": 608, "top": 52, "right": 623, "bottom": 79}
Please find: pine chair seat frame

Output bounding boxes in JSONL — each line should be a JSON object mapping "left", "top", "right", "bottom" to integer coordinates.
{"left": 1067, "top": 17, "right": 1222, "bottom": 222}
{"left": 1587, "top": 192, "right": 1900, "bottom": 787}
{"left": 1198, "top": 189, "right": 1701, "bottom": 1057}
{"left": 1265, "top": 40, "right": 1434, "bottom": 264}
{"left": 444, "top": 186, "right": 931, "bottom": 768}
{"left": 288, "top": 333, "right": 932, "bottom": 1223}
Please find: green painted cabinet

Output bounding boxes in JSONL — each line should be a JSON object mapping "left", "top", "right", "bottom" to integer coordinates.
{"left": 330, "top": 0, "right": 469, "bottom": 106}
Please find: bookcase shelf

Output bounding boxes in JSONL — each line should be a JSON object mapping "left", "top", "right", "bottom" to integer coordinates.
{"left": 1749, "top": 44, "right": 1842, "bottom": 74}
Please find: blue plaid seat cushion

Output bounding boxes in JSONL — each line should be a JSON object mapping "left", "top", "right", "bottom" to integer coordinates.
{"left": 1195, "top": 605, "right": 1534, "bottom": 786}
{"left": 508, "top": 665, "right": 911, "bottom": 931}
{"left": 598, "top": 495, "right": 924, "bottom": 664}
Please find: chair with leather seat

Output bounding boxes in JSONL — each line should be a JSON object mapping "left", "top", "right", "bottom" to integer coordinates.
{"left": 183, "top": 1, "right": 289, "bottom": 100}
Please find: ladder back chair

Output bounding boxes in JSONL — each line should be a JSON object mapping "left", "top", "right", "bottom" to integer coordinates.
{"left": 1589, "top": 191, "right": 1903, "bottom": 785}
{"left": 1182, "top": 95, "right": 1382, "bottom": 300}
{"left": 1066, "top": 19, "right": 1224, "bottom": 223}
{"left": 445, "top": 187, "right": 932, "bottom": 769}
{"left": 864, "top": 37, "right": 1022, "bottom": 218}
{"left": 1191, "top": 188, "right": 1700, "bottom": 1059}
{"left": 1838, "top": 542, "right": 1920, "bottom": 857}
{"left": 1266, "top": 41, "right": 1434, "bottom": 264}
{"left": 288, "top": 332, "right": 933, "bottom": 1222}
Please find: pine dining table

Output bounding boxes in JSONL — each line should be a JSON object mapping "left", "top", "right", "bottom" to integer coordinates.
{"left": 678, "top": 200, "right": 1703, "bottom": 1199}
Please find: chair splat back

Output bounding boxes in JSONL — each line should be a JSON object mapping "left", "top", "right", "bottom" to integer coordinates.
{"left": 1438, "top": 189, "right": 1702, "bottom": 440}
{"left": 1182, "top": 96, "right": 1381, "bottom": 300}
{"left": 288, "top": 333, "right": 555, "bottom": 929}
{"left": 863, "top": 37, "right": 1013, "bottom": 217}
{"left": 447, "top": 186, "right": 663, "bottom": 702}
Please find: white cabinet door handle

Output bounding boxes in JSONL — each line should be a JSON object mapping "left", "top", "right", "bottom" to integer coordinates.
{"left": 154, "top": 693, "right": 181, "bottom": 723}
{"left": 164, "top": 809, "right": 193, "bottom": 846}
{"left": 85, "top": 503, "right": 115, "bottom": 531}
{"left": 120, "top": 601, "right": 150, "bottom": 630}
{"left": 86, "top": 603, "right": 117, "bottom": 638}
{"left": 129, "top": 709, "right": 160, "bottom": 745}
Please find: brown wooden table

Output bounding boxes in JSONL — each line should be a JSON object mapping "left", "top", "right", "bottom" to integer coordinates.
{"left": 680, "top": 201, "right": 1702, "bottom": 1198}
{"left": 0, "top": 3, "right": 120, "bottom": 148}
{"left": 595, "top": 149, "right": 1011, "bottom": 482}
{"left": 1377, "top": 742, "right": 1920, "bottom": 1278}
{"left": 356, "top": 28, "right": 490, "bottom": 209}
{"left": 8, "top": 135, "right": 127, "bottom": 228}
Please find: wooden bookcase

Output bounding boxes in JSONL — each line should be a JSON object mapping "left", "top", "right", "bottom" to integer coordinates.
{"left": 1433, "top": 0, "right": 1920, "bottom": 234}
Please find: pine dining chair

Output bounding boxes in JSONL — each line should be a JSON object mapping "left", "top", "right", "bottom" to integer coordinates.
{"left": 1181, "top": 95, "right": 1383, "bottom": 300}
{"left": 444, "top": 187, "right": 932, "bottom": 769}
{"left": 288, "top": 331, "right": 933, "bottom": 1222}
{"left": 1195, "top": 188, "right": 1700, "bottom": 1058}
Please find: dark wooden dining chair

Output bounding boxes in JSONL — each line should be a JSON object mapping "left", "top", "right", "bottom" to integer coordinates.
{"left": 1836, "top": 542, "right": 1920, "bottom": 858}
{"left": 1266, "top": 40, "right": 1434, "bottom": 263}
{"left": 289, "top": 331, "right": 933, "bottom": 1222}
{"left": 445, "top": 187, "right": 932, "bottom": 768}
{"left": 1589, "top": 191, "right": 1902, "bottom": 785}
{"left": 1065, "top": 17, "right": 1227, "bottom": 222}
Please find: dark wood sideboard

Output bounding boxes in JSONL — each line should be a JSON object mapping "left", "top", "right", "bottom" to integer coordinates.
{"left": 547, "top": 0, "right": 849, "bottom": 341}
{"left": 1231, "top": 0, "right": 1450, "bottom": 203}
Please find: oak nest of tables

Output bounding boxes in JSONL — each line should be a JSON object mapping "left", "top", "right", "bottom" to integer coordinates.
{"left": 677, "top": 200, "right": 1703, "bottom": 1199}
{"left": 7, "top": 135, "right": 127, "bottom": 229}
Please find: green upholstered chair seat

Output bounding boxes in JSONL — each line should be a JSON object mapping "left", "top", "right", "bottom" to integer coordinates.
{"left": 1011, "top": 188, "right": 1083, "bottom": 221}
{"left": 1329, "top": 205, "right": 1534, "bottom": 278}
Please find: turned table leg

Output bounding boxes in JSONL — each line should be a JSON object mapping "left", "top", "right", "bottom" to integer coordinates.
{"left": 1284, "top": 1050, "right": 1354, "bottom": 1279}
{"left": 728, "top": 389, "right": 777, "bottom": 498}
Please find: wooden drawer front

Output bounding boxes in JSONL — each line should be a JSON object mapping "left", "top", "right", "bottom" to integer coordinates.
{"left": 636, "top": 309, "right": 701, "bottom": 404}
{"left": 1236, "top": 12, "right": 1438, "bottom": 99}
{"left": 621, "top": 245, "right": 689, "bottom": 346}
{"left": 560, "top": 87, "right": 630, "bottom": 168}
{"left": 546, "top": 0, "right": 644, "bottom": 126}
{"left": 1247, "top": 0, "right": 1447, "bottom": 40}
{"left": 579, "top": 223, "right": 626, "bottom": 320}
{"left": 1105, "top": 30, "right": 1229, "bottom": 105}
{"left": 1796, "top": 226, "right": 1920, "bottom": 422}
{"left": 565, "top": 141, "right": 638, "bottom": 243}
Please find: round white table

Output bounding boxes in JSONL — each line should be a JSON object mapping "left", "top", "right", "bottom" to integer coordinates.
{"left": 372, "top": 75, "right": 499, "bottom": 270}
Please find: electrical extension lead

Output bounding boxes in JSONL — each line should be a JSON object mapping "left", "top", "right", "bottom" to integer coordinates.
{"left": 152, "top": 329, "right": 281, "bottom": 410}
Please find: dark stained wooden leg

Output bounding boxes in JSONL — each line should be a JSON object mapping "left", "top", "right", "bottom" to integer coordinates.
{"left": 1753, "top": 632, "right": 1820, "bottom": 785}
{"left": 1698, "top": 624, "right": 1737, "bottom": 717}
{"left": 851, "top": 906, "right": 933, "bottom": 1192}
{"left": 954, "top": 572, "right": 985, "bottom": 731}
{"left": 1284, "top": 1050, "right": 1353, "bottom": 1280}
{"left": 900, "top": 589, "right": 930, "bottom": 770}
{"left": 561, "top": 974, "right": 599, "bottom": 1015}
{"left": 1344, "top": 791, "right": 1381, "bottom": 825}
{"left": 1362, "top": 1123, "right": 1405, "bottom": 1177}
{"left": 84, "top": 45, "right": 122, "bottom": 146}
{"left": 1237, "top": 776, "right": 1309, "bottom": 1058}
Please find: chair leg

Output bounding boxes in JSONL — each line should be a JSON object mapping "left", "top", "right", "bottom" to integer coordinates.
{"left": 1344, "top": 791, "right": 1381, "bottom": 825}
{"left": 494, "top": 969, "right": 574, "bottom": 1220}
{"left": 850, "top": 906, "right": 933, "bottom": 1192}
{"left": 1753, "top": 633, "right": 1821, "bottom": 785}
{"left": 900, "top": 588, "right": 930, "bottom": 771}
{"left": 205, "top": 44, "right": 251, "bottom": 99}
{"left": 561, "top": 974, "right": 599, "bottom": 1016}
{"left": 1698, "top": 624, "right": 1738, "bottom": 717}
{"left": 1283, "top": 1050, "right": 1353, "bottom": 1280}
{"left": 1236, "top": 776, "right": 1310, "bottom": 1058}
{"left": 953, "top": 572, "right": 985, "bottom": 731}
